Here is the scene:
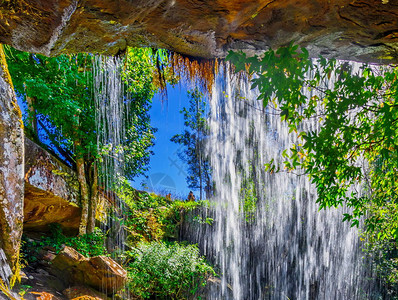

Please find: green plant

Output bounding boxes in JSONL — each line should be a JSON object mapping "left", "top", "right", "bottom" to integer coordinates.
{"left": 192, "top": 215, "right": 214, "bottom": 225}
{"left": 118, "top": 182, "right": 206, "bottom": 246}
{"left": 364, "top": 234, "right": 398, "bottom": 297}
{"left": 240, "top": 165, "right": 258, "bottom": 223}
{"left": 63, "top": 229, "right": 107, "bottom": 257}
{"left": 18, "top": 285, "right": 32, "bottom": 297}
{"left": 22, "top": 225, "right": 107, "bottom": 263}
{"left": 126, "top": 241, "right": 215, "bottom": 299}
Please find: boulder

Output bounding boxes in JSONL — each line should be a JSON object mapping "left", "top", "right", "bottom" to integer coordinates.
{"left": 24, "top": 138, "right": 80, "bottom": 206}
{"left": 51, "top": 246, "right": 127, "bottom": 294}
{"left": 80, "top": 256, "right": 127, "bottom": 292}
{"left": 51, "top": 245, "right": 86, "bottom": 270}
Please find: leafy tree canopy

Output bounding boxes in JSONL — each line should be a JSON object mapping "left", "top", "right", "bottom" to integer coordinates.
{"left": 5, "top": 46, "right": 158, "bottom": 180}
{"left": 171, "top": 89, "right": 212, "bottom": 200}
{"left": 227, "top": 44, "right": 398, "bottom": 241}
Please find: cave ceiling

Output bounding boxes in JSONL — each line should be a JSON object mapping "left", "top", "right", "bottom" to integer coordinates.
{"left": 0, "top": 0, "right": 398, "bottom": 63}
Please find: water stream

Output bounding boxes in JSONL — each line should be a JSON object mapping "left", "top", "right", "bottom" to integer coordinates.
{"left": 93, "top": 55, "right": 128, "bottom": 260}
{"left": 94, "top": 55, "right": 125, "bottom": 191}
{"left": 182, "top": 63, "right": 379, "bottom": 299}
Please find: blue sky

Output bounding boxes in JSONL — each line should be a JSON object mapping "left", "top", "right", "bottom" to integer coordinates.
{"left": 18, "top": 81, "right": 197, "bottom": 200}
{"left": 130, "top": 83, "right": 194, "bottom": 199}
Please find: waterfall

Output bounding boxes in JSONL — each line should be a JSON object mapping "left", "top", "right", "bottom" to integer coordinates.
{"left": 94, "top": 55, "right": 125, "bottom": 191}
{"left": 93, "top": 55, "right": 127, "bottom": 258}
{"left": 182, "top": 62, "right": 379, "bottom": 300}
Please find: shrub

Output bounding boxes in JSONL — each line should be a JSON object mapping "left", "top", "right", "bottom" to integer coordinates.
{"left": 122, "top": 189, "right": 205, "bottom": 245}
{"left": 364, "top": 235, "right": 398, "bottom": 298}
{"left": 126, "top": 242, "right": 215, "bottom": 299}
{"left": 22, "top": 224, "right": 107, "bottom": 263}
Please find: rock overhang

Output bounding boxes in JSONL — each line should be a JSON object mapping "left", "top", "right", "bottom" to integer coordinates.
{"left": 0, "top": 0, "right": 397, "bottom": 63}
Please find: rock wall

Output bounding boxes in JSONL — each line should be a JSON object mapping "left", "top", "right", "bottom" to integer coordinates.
{"left": 25, "top": 139, "right": 80, "bottom": 206}
{"left": 0, "top": 44, "right": 24, "bottom": 270}
{"left": 24, "top": 138, "right": 113, "bottom": 234}
{"left": 24, "top": 138, "right": 81, "bottom": 234}
{"left": 0, "top": 1, "right": 398, "bottom": 63}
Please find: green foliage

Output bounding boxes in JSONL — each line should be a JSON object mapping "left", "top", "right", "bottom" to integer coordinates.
{"left": 18, "top": 285, "right": 32, "bottom": 297}
{"left": 114, "top": 48, "right": 159, "bottom": 180}
{"left": 227, "top": 44, "right": 398, "bottom": 241}
{"left": 117, "top": 179, "right": 173, "bottom": 210}
{"left": 6, "top": 48, "right": 95, "bottom": 157}
{"left": 171, "top": 89, "right": 212, "bottom": 200}
{"left": 126, "top": 241, "right": 215, "bottom": 299}
{"left": 117, "top": 182, "right": 202, "bottom": 245}
{"left": 22, "top": 225, "right": 107, "bottom": 262}
{"left": 192, "top": 215, "right": 214, "bottom": 225}
{"left": 364, "top": 235, "right": 398, "bottom": 297}
{"left": 240, "top": 171, "right": 258, "bottom": 223}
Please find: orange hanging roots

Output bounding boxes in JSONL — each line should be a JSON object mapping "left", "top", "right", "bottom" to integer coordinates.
{"left": 153, "top": 51, "right": 220, "bottom": 95}
{"left": 170, "top": 52, "right": 219, "bottom": 93}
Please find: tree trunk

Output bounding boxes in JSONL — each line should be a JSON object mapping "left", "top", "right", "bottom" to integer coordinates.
{"left": 37, "top": 119, "right": 75, "bottom": 167}
{"left": 87, "top": 164, "right": 98, "bottom": 234}
{"left": 0, "top": 44, "right": 24, "bottom": 274}
{"left": 76, "top": 156, "right": 89, "bottom": 236}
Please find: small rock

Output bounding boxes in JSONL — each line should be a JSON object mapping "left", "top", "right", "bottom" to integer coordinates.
{"left": 40, "top": 250, "right": 57, "bottom": 262}
{"left": 20, "top": 270, "right": 28, "bottom": 280}
{"left": 37, "top": 269, "right": 49, "bottom": 276}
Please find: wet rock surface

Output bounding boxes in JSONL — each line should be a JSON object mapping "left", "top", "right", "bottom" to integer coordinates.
{"left": 25, "top": 138, "right": 79, "bottom": 207}
{"left": 0, "top": 1, "right": 398, "bottom": 62}
{"left": 20, "top": 265, "right": 67, "bottom": 300}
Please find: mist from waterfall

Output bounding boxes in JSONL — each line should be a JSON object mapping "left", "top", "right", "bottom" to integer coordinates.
{"left": 182, "top": 62, "right": 380, "bottom": 300}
